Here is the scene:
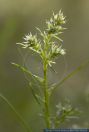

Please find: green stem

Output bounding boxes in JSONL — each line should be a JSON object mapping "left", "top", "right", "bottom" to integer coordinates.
{"left": 43, "top": 63, "right": 50, "bottom": 128}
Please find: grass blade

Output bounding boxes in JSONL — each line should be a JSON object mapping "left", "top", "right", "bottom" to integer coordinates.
{"left": 0, "top": 94, "right": 32, "bottom": 132}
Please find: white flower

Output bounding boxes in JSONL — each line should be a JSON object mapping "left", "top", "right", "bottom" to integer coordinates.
{"left": 24, "top": 33, "right": 32, "bottom": 41}
{"left": 60, "top": 49, "right": 66, "bottom": 55}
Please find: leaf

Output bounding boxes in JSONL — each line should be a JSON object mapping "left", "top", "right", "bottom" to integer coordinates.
{"left": 11, "top": 63, "right": 44, "bottom": 84}
{"left": 36, "top": 27, "right": 44, "bottom": 37}
{"left": 50, "top": 59, "right": 89, "bottom": 95}
{"left": 0, "top": 94, "right": 32, "bottom": 132}
{"left": 29, "top": 83, "right": 44, "bottom": 106}
{"left": 51, "top": 34, "right": 63, "bottom": 42}
{"left": 16, "top": 43, "right": 26, "bottom": 47}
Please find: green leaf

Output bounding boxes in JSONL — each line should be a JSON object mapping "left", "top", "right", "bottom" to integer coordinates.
{"left": 0, "top": 94, "right": 32, "bottom": 132}
{"left": 51, "top": 34, "right": 63, "bottom": 42}
{"left": 50, "top": 59, "right": 89, "bottom": 95}
{"left": 12, "top": 63, "right": 44, "bottom": 106}
{"left": 29, "top": 83, "right": 44, "bottom": 106}
{"left": 36, "top": 27, "right": 44, "bottom": 37}
{"left": 11, "top": 63, "right": 44, "bottom": 84}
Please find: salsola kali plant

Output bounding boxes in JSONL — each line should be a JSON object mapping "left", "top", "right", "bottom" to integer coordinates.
{"left": 0, "top": 10, "right": 89, "bottom": 132}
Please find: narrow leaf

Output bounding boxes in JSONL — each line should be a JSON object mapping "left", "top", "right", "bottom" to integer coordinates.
{"left": 36, "top": 27, "right": 44, "bottom": 37}
{"left": 51, "top": 34, "right": 63, "bottom": 42}
{"left": 50, "top": 59, "right": 89, "bottom": 94}
{"left": 29, "top": 83, "right": 41, "bottom": 105}
{"left": 0, "top": 94, "right": 32, "bottom": 132}
{"left": 11, "top": 63, "right": 43, "bottom": 83}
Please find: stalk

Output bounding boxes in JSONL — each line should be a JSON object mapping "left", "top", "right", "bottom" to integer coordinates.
{"left": 43, "top": 62, "right": 50, "bottom": 128}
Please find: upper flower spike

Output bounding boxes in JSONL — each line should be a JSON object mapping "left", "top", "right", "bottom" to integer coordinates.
{"left": 46, "top": 10, "right": 66, "bottom": 34}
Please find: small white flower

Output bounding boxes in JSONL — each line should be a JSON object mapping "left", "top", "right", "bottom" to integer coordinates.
{"left": 48, "top": 61, "right": 56, "bottom": 67}
{"left": 24, "top": 33, "right": 32, "bottom": 41}
{"left": 60, "top": 49, "right": 66, "bottom": 55}
{"left": 54, "top": 14, "right": 58, "bottom": 20}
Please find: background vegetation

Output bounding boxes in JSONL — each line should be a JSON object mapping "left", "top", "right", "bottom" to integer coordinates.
{"left": 0, "top": 0, "right": 89, "bottom": 132}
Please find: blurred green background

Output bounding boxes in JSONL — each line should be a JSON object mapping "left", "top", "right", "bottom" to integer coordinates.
{"left": 0, "top": 0, "right": 89, "bottom": 131}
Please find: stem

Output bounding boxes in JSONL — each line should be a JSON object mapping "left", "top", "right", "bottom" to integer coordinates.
{"left": 43, "top": 62, "right": 50, "bottom": 128}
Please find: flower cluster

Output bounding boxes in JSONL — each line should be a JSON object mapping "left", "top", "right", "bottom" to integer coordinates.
{"left": 48, "top": 43, "right": 66, "bottom": 67}
{"left": 18, "top": 11, "right": 66, "bottom": 68}
{"left": 46, "top": 10, "right": 66, "bottom": 34}
{"left": 17, "top": 33, "right": 41, "bottom": 54}
{"left": 53, "top": 102, "right": 79, "bottom": 127}
{"left": 50, "top": 44, "right": 66, "bottom": 59}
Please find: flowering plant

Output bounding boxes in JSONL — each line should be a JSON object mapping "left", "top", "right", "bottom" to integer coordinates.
{"left": 0, "top": 10, "right": 89, "bottom": 132}
{"left": 14, "top": 11, "right": 79, "bottom": 130}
